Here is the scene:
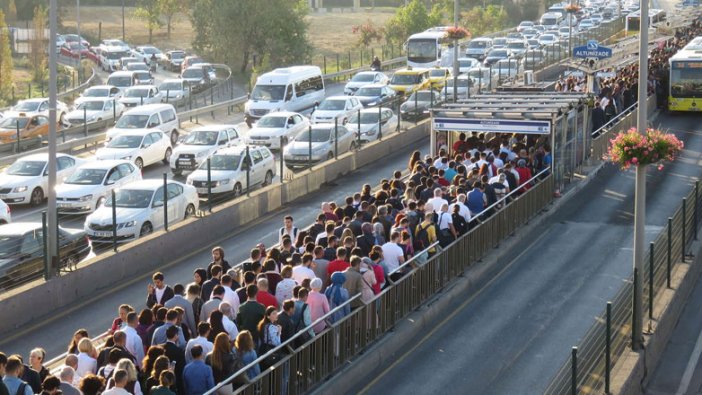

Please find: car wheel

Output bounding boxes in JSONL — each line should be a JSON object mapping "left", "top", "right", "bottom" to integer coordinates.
{"left": 96, "top": 197, "right": 105, "bottom": 209}
{"left": 350, "top": 141, "right": 358, "bottom": 151}
{"left": 326, "top": 152, "right": 334, "bottom": 160}
{"left": 184, "top": 203, "right": 195, "bottom": 219}
{"left": 134, "top": 157, "right": 144, "bottom": 169}
{"left": 30, "top": 187, "right": 44, "bottom": 206}
{"left": 263, "top": 170, "right": 273, "bottom": 186}
{"left": 139, "top": 222, "right": 153, "bottom": 237}
{"left": 233, "top": 182, "right": 242, "bottom": 197}
{"left": 170, "top": 130, "right": 179, "bottom": 145}
{"left": 163, "top": 147, "right": 172, "bottom": 164}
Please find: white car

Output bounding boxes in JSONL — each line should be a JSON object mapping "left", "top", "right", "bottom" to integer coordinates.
{"left": 458, "top": 57, "right": 481, "bottom": 73}
{"left": 132, "top": 45, "right": 166, "bottom": 63}
{"left": 100, "top": 39, "right": 130, "bottom": 52}
{"left": 126, "top": 62, "right": 151, "bottom": 73}
{"left": 346, "top": 108, "right": 397, "bottom": 143}
{"left": 118, "top": 85, "right": 162, "bottom": 109}
{"left": 170, "top": 125, "right": 243, "bottom": 175}
{"left": 310, "top": 96, "right": 363, "bottom": 124}
{"left": 283, "top": 124, "right": 357, "bottom": 169}
{"left": 517, "top": 21, "right": 535, "bottom": 32}
{"left": 84, "top": 179, "right": 199, "bottom": 243}
{"left": 493, "top": 59, "right": 520, "bottom": 80}
{"left": 133, "top": 70, "right": 154, "bottom": 85}
{"left": 56, "top": 160, "right": 142, "bottom": 215}
{"left": 74, "top": 85, "right": 123, "bottom": 107}
{"left": 96, "top": 129, "right": 172, "bottom": 169}
{"left": 186, "top": 145, "right": 276, "bottom": 196}
{"left": 0, "top": 199, "right": 10, "bottom": 224}
{"left": 65, "top": 98, "right": 124, "bottom": 126}
{"left": 6, "top": 98, "right": 69, "bottom": 124}
{"left": 246, "top": 112, "right": 310, "bottom": 150}
{"left": 538, "top": 34, "right": 558, "bottom": 46}
{"left": 344, "top": 71, "right": 389, "bottom": 95}
{"left": 0, "top": 153, "right": 83, "bottom": 206}
{"left": 159, "top": 79, "right": 190, "bottom": 104}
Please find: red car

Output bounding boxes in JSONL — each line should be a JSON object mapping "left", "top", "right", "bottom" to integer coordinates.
{"left": 60, "top": 42, "right": 99, "bottom": 63}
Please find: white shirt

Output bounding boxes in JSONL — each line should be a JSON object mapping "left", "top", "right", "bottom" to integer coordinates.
{"left": 433, "top": 158, "right": 448, "bottom": 170}
{"left": 76, "top": 352, "right": 97, "bottom": 377}
{"left": 214, "top": 286, "right": 240, "bottom": 314}
{"left": 155, "top": 286, "right": 166, "bottom": 304}
{"left": 221, "top": 315, "right": 239, "bottom": 339}
{"left": 426, "top": 197, "right": 448, "bottom": 214}
{"left": 185, "top": 336, "right": 214, "bottom": 364}
{"left": 279, "top": 226, "right": 298, "bottom": 245}
{"left": 489, "top": 175, "right": 510, "bottom": 190}
{"left": 123, "top": 325, "right": 145, "bottom": 368}
{"left": 102, "top": 387, "right": 131, "bottom": 395}
{"left": 493, "top": 157, "right": 504, "bottom": 169}
{"left": 451, "top": 202, "right": 471, "bottom": 222}
{"left": 381, "top": 242, "right": 404, "bottom": 273}
{"left": 437, "top": 211, "right": 453, "bottom": 230}
{"left": 292, "top": 265, "right": 316, "bottom": 285}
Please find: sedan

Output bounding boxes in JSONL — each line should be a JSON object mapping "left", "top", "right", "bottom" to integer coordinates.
{"left": 310, "top": 96, "right": 363, "bottom": 124}
{"left": 346, "top": 108, "right": 398, "bottom": 143}
{"left": 84, "top": 179, "right": 199, "bottom": 243}
{"left": 186, "top": 145, "right": 276, "bottom": 196}
{"left": 163, "top": 50, "right": 186, "bottom": 72}
{"left": 517, "top": 21, "right": 535, "bottom": 32}
{"left": 507, "top": 40, "right": 528, "bottom": 58}
{"left": 428, "top": 68, "right": 451, "bottom": 90}
{"left": 6, "top": 98, "right": 68, "bottom": 124}
{"left": 578, "top": 19, "right": 596, "bottom": 30}
{"left": 74, "top": 85, "right": 122, "bottom": 107}
{"left": 492, "top": 37, "right": 509, "bottom": 48}
{"left": 118, "top": 85, "right": 162, "bottom": 108}
{"left": 458, "top": 57, "right": 481, "bottom": 73}
{"left": 0, "top": 222, "right": 91, "bottom": 283}
{"left": 493, "top": 59, "right": 520, "bottom": 80}
{"left": 483, "top": 49, "right": 511, "bottom": 66}
{"left": 245, "top": 112, "right": 310, "bottom": 150}
{"left": 538, "top": 34, "right": 558, "bottom": 46}
{"left": 96, "top": 129, "right": 172, "bottom": 169}
{"left": 0, "top": 114, "right": 52, "bottom": 144}
{"left": 158, "top": 79, "right": 190, "bottom": 104}
{"left": 344, "top": 71, "right": 389, "bottom": 95}
{"left": 521, "top": 28, "right": 540, "bottom": 40}
{"left": 400, "top": 90, "right": 444, "bottom": 121}
{"left": 56, "top": 160, "right": 141, "bottom": 215}
{"left": 132, "top": 45, "right": 166, "bottom": 63}
{"left": 170, "top": 125, "right": 242, "bottom": 175}
{"left": 133, "top": 71, "right": 154, "bottom": 85}
{"left": 351, "top": 84, "right": 397, "bottom": 107}
{"left": 283, "top": 124, "right": 357, "bottom": 169}
{"left": 521, "top": 49, "right": 546, "bottom": 70}
{"left": 65, "top": 99, "right": 124, "bottom": 126}
{"left": 126, "top": 62, "right": 151, "bottom": 72}
{"left": 0, "top": 153, "right": 83, "bottom": 206}
{"left": 443, "top": 75, "right": 473, "bottom": 100}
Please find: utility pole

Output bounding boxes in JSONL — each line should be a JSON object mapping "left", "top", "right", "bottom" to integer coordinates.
{"left": 48, "top": 0, "right": 58, "bottom": 278}
{"left": 122, "top": 0, "right": 126, "bottom": 41}
{"left": 452, "top": 0, "right": 459, "bottom": 102}
{"left": 76, "top": 0, "right": 81, "bottom": 74}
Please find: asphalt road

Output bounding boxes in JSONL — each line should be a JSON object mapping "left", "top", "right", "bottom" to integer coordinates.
{"left": 352, "top": 112, "right": 702, "bottom": 395}
{"left": 0, "top": 136, "right": 429, "bottom": 359}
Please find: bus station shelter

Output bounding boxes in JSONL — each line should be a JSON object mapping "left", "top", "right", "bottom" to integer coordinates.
{"left": 429, "top": 93, "right": 590, "bottom": 191}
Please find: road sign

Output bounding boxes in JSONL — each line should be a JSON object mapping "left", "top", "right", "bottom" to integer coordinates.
{"left": 433, "top": 118, "right": 552, "bottom": 135}
{"left": 573, "top": 40, "right": 613, "bottom": 59}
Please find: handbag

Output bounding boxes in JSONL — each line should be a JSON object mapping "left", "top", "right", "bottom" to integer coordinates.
{"left": 258, "top": 324, "right": 284, "bottom": 370}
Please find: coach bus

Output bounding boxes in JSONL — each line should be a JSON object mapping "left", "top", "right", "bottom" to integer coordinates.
{"left": 625, "top": 9, "right": 666, "bottom": 32}
{"left": 669, "top": 37, "right": 702, "bottom": 112}
{"left": 406, "top": 27, "right": 469, "bottom": 68}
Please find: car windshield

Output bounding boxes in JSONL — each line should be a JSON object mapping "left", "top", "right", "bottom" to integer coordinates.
{"left": 528, "top": 39, "right": 540, "bottom": 46}
{"left": 183, "top": 130, "right": 218, "bottom": 145}
{"left": 352, "top": 73, "right": 375, "bottom": 82}
{"left": 296, "top": 128, "right": 330, "bottom": 143}
{"left": 508, "top": 42, "right": 525, "bottom": 49}
{"left": 488, "top": 50, "right": 508, "bottom": 57}
{"left": 134, "top": 72, "right": 151, "bottom": 80}
{"left": 541, "top": 35, "right": 555, "bottom": 41}
{"left": 257, "top": 116, "right": 286, "bottom": 128}
{"left": 410, "top": 91, "right": 434, "bottom": 102}
{"left": 251, "top": 85, "right": 285, "bottom": 101}
{"left": 105, "top": 51, "right": 128, "bottom": 60}
{"left": 520, "top": 21, "right": 534, "bottom": 26}
{"left": 107, "top": 135, "right": 143, "bottom": 148}
{"left": 493, "top": 39, "right": 508, "bottom": 46}
{"left": 171, "top": 52, "right": 185, "bottom": 59}
{"left": 182, "top": 69, "right": 204, "bottom": 78}
{"left": 0, "top": 236, "right": 21, "bottom": 259}
{"left": 115, "top": 114, "right": 149, "bottom": 129}
{"left": 356, "top": 87, "right": 382, "bottom": 96}
{"left": 201, "top": 154, "right": 241, "bottom": 171}
{"left": 429, "top": 70, "right": 446, "bottom": 77}
{"left": 77, "top": 101, "right": 105, "bottom": 111}
{"left": 128, "top": 63, "right": 149, "bottom": 71}
{"left": 459, "top": 60, "right": 475, "bottom": 68}
{"left": 108, "top": 76, "right": 133, "bottom": 87}
{"left": 0, "top": 117, "right": 29, "bottom": 129}
{"left": 468, "top": 41, "right": 488, "bottom": 48}
{"left": 65, "top": 168, "right": 107, "bottom": 185}
{"left": 141, "top": 47, "right": 159, "bottom": 54}
{"left": 13, "top": 101, "right": 40, "bottom": 112}
{"left": 390, "top": 74, "right": 421, "bottom": 85}
{"left": 159, "top": 82, "right": 182, "bottom": 91}
{"left": 125, "top": 88, "right": 149, "bottom": 98}
{"left": 348, "top": 112, "right": 379, "bottom": 124}
{"left": 6, "top": 160, "right": 45, "bottom": 176}
{"left": 84, "top": 88, "right": 109, "bottom": 97}
{"left": 105, "top": 189, "right": 153, "bottom": 208}
{"left": 318, "top": 99, "right": 346, "bottom": 111}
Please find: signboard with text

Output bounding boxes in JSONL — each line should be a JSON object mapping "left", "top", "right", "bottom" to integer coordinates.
{"left": 573, "top": 40, "right": 613, "bottom": 59}
{"left": 433, "top": 118, "right": 552, "bottom": 135}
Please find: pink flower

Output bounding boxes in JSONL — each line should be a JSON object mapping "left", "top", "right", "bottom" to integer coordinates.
{"left": 631, "top": 157, "right": 638, "bottom": 164}
{"left": 658, "top": 164, "right": 664, "bottom": 171}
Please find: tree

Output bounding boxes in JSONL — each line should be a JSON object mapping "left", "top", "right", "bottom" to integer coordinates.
{"left": 30, "top": 5, "right": 47, "bottom": 83}
{"left": 158, "top": 0, "right": 184, "bottom": 38}
{"left": 352, "top": 20, "right": 384, "bottom": 48}
{"left": 0, "top": 10, "right": 12, "bottom": 104}
{"left": 460, "top": 5, "right": 508, "bottom": 37}
{"left": 384, "top": 0, "right": 444, "bottom": 46}
{"left": 134, "top": 0, "right": 162, "bottom": 43}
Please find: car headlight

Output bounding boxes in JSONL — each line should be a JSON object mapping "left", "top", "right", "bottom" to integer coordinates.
{"left": 367, "top": 101, "right": 378, "bottom": 107}
{"left": 12, "top": 186, "right": 27, "bottom": 193}
{"left": 186, "top": 178, "right": 193, "bottom": 185}
{"left": 117, "top": 220, "right": 137, "bottom": 229}
{"left": 79, "top": 194, "right": 93, "bottom": 202}
{"left": 196, "top": 151, "right": 208, "bottom": 158}
{"left": 219, "top": 179, "right": 230, "bottom": 185}
{"left": 121, "top": 155, "right": 132, "bottom": 160}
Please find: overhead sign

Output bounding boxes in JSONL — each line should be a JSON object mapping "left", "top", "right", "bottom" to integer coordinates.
{"left": 433, "top": 118, "right": 551, "bottom": 135}
{"left": 573, "top": 40, "right": 612, "bottom": 59}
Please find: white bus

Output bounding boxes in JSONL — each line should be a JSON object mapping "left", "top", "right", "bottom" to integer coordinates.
{"left": 406, "top": 27, "right": 468, "bottom": 68}
{"left": 625, "top": 9, "right": 666, "bottom": 32}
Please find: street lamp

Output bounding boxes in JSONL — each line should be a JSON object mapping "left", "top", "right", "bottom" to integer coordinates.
{"left": 452, "top": 0, "right": 459, "bottom": 102}
{"left": 48, "top": 0, "right": 59, "bottom": 277}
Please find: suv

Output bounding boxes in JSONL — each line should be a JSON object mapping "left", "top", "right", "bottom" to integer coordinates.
{"left": 107, "top": 103, "right": 180, "bottom": 144}
{"left": 163, "top": 50, "right": 186, "bottom": 72}
{"left": 170, "top": 125, "right": 243, "bottom": 175}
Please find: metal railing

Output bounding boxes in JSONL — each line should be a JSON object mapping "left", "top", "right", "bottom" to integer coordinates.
{"left": 207, "top": 168, "right": 555, "bottom": 394}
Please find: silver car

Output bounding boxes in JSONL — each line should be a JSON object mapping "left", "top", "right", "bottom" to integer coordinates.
{"left": 283, "top": 124, "right": 357, "bottom": 169}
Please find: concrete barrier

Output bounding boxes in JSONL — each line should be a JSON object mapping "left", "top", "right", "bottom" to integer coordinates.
{"left": 0, "top": 121, "right": 429, "bottom": 336}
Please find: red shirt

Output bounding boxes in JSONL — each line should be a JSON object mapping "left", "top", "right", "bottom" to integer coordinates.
{"left": 327, "top": 259, "right": 350, "bottom": 278}
{"left": 256, "top": 291, "right": 279, "bottom": 309}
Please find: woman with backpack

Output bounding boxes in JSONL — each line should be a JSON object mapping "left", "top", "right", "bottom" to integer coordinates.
{"left": 205, "top": 333, "right": 247, "bottom": 388}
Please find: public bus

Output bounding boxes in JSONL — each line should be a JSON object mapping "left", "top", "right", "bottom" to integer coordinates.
{"left": 406, "top": 27, "right": 469, "bottom": 68}
{"left": 669, "top": 36, "right": 702, "bottom": 112}
{"left": 625, "top": 9, "right": 666, "bottom": 32}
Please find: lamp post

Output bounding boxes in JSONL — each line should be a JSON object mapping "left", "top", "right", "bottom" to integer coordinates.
{"left": 121, "top": 0, "right": 126, "bottom": 41}
{"left": 76, "top": 0, "right": 80, "bottom": 74}
{"left": 632, "top": 0, "right": 649, "bottom": 352}
{"left": 452, "top": 0, "right": 459, "bottom": 102}
{"left": 47, "top": 0, "right": 59, "bottom": 278}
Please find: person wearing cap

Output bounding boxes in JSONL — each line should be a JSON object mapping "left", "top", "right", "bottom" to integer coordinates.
{"left": 324, "top": 273, "right": 350, "bottom": 324}
{"left": 306, "top": 278, "right": 330, "bottom": 334}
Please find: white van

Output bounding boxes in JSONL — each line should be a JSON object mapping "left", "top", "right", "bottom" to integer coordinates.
{"left": 540, "top": 12, "right": 563, "bottom": 29}
{"left": 244, "top": 66, "right": 325, "bottom": 127}
{"left": 107, "top": 71, "right": 137, "bottom": 94}
{"left": 106, "top": 103, "right": 180, "bottom": 145}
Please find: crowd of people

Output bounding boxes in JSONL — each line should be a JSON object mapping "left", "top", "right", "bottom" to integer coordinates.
{"left": 0, "top": 128, "right": 553, "bottom": 395}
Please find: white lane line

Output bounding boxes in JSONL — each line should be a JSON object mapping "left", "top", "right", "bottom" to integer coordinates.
{"left": 676, "top": 326, "right": 702, "bottom": 395}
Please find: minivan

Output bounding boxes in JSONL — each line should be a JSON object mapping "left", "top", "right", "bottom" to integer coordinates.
{"left": 106, "top": 71, "right": 137, "bottom": 94}
{"left": 244, "top": 66, "right": 325, "bottom": 127}
{"left": 106, "top": 103, "right": 180, "bottom": 144}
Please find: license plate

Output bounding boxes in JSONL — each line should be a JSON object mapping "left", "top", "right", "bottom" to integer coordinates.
{"left": 196, "top": 188, "right": 208, "bottom": 194}
{"left": 93, "top": 231, "right": 112, "bottom": 237}
{"left": 58, "top": 203, "right": 72, "bottom": 208}
{"left": 253, "top": 140, "right": 266, "bottom": 145}
{"left": 178, "top": 159, "right": 192, "bottom": 164}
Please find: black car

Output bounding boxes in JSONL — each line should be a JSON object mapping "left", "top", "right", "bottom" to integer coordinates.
{"left": 352, "top": 84, "right": 397, "bottom": 107}
{"left": 0, "top": 222, "right": 92, "bottom": 287}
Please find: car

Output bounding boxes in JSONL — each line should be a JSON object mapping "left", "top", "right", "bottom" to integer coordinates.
{"left": 310, "top": 95, "right": 363, "bottom": 124}
{"left": 387, "top": 68, "right": 431, "bottom": 95}
{"left": 0, "top": 153, "right": 83, "bottom": 206}
{"left": 181, "top": 55, "right": 204, "bottom": 73}
{"left": 0, "top": 199, "right": 10, "bottom": 224}
{"left": 181, "top": 64, "right": 216, "bottom": 91}
{"left": 186, "top": 145, "right": 276, "bottom": 196}
{"left": 521, "top": 28, "right": 540, "bottom": 40}
{"left": 465, "top": 38, "right": 493, "bottom": 61}
{"left": 55, "top": 34, "right": 66, "bottom": 51}
{"left": 400, "top": 90, "right": 444, "bottom": 121}
{"left": 558, "top": 26, "right": 572, "bottom": 38}
{"left": 492, "top": 37, "right": 509, "bottom": 49}
{"left": 351, "top": 84, "right": 397, "bottom": 107}
{"left": 507, "top": 40, "right": 528, "bottom": 58}
{"left": 527, "top": 39, "right": 541, "bottom": 50}
{"left": 6, "top": 98, "right": 68, "bottom": 125}
{"left": 483, "top": 48, "right": 512, "bottom": 66}
{"left": 346, "top": 108, "right": 398, "bottom": 143}
{"left": 578, "top": 19, "right": 596, "bottom": 30}
{"left": 63, "top": 34, "right": 90, "bottom": 48}
{"left": 283, "top": 124, "right": 358, "bottom": 169}
{"left": 56, "top": 160, "right": 142, "bottom": 215}
{"left": 64, "top": 99, "right": 124, "bottom": 126}
{"left": 466, "top": 67, "right": 491, "bottom": 91}
{"left": 0, "top": 114, "right": 53, "bottom": 144}
{"left": 521, "top": 49, "right": 546, "bottom": 70}
{"left": 538, "top": 34, "right": 558, "bottom": 46}
{"left": 533, "top": 25, "right": 546, "bottom": 33}
{"left": 170, "top": 125, "right": 243, "bottom": 175}
{"left": 493, "top": 59, "right": 520, "bottom": 80}
{"left": 118, "top": 85, "right": 162, "bottom": 108}
{"left": 106, "top": 71, "right": 137, "bottom": 94}
{"left": 99, "top": 39, "right": 130, "bottom": 52}
{"left": 507, "top": 32, "right": 524, "bottom": 40}
{"left": 120, "top": 57, "right": 140, "bottom": 70}
{"left": 126, "top": 62, "right": 151, "bottom": 73}
{"left": 590, "top": 13, "right": 604, "bottom": 24}
{"left": 74, "top": 85, "right": 123, "bottom": 107}
{"left": 98, "top": 48, "right": 130, "bottom": 72}
{"left": 84, "top": 179, "right": 199, "bottom": 243}
{"left": 517, "top": 21, "right": 535, "bottom": 32}
{"left": 343, "top": 71, "right": 389, "bottom": 95}
{"left": 60, "top": 42, "right": 91, "bottom": 59}
{"left": 245, "top": 112, "right": 310, "bottom": 150}
{"left": 443, "top": 75, "right": 473, "bottom": 100}
{"left": 133, "top": 70, "right": 154, "bottom": 85}
{"left": 0, "top": 222, "right": 91, "bottom": 282}
{"left": 132, "top": 45, "right": 165, "bottom": 63}
{"left": 458, "top": 57, "right": 481, "bottom": 73}
{"left": 543, "top": 43, "right": 567, "bottom": 59}
{"left": 96, "top": 129, "right": 172, "bottom": 169}
{"left": 163, "top": 50, "right": 186, "bottom": 72}
{"left": 158, "top": 79, "right": 190, "bottom": 104}
{"left": 107, "top": 104, "right": 179, "bottom": 144}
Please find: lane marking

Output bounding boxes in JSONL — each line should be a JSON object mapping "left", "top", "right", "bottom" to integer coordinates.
{"left": 675, "top": 324, "right": 702, "bottom": 395}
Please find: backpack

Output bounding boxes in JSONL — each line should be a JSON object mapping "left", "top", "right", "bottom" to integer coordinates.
{"left": 414, "top": 222, "right": 432, "bottom": 251}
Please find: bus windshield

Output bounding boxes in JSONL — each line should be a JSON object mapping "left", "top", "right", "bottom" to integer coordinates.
{"left": 671, "top": 61, "right": 702, "bottom": 98}
{"left": 407, "top": 39, "right": 438, "bottom": 64}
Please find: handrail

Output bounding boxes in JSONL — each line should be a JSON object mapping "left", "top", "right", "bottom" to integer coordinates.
{"left": 46, "top": 331, "right": 111, "bottom": 375}
{"left": 387, "top": 240, "right": 440, "bottom": 277}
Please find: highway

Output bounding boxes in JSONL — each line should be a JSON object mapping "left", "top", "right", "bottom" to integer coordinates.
{"left": 0, "top": 135, "right": 429, "bottom": 358}
{"left": 350, "top": 112, "right": 702, "bottom": 395}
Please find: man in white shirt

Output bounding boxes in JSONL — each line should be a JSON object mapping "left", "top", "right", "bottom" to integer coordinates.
{"left": 292, "top": 253, "right": 317, "bottom": 285}
{"left": 185, "top": 322, "right": 214, "bottom": 364}
{"left": 102, "top": 370, "right": 130, "bottom": 395}
{"left": 278, "top": 215, "right": 299, "bottom": 245}
{"left": 450, "top": 194, "right": 472, "bottom": 223}
{"left": 218, "top": 303, "right": 239, "bottom": 339}
{"left": 381, "top": 232, "right": 405, "bottom": 274}
{"left": 213, "top": 274, "right": 240, "bottom": 314}
{"left": 426, "top": 188, "right": 448, "bottom": 214}
{"left": 122, "top": 313, "right": 145, "bottom": 368}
